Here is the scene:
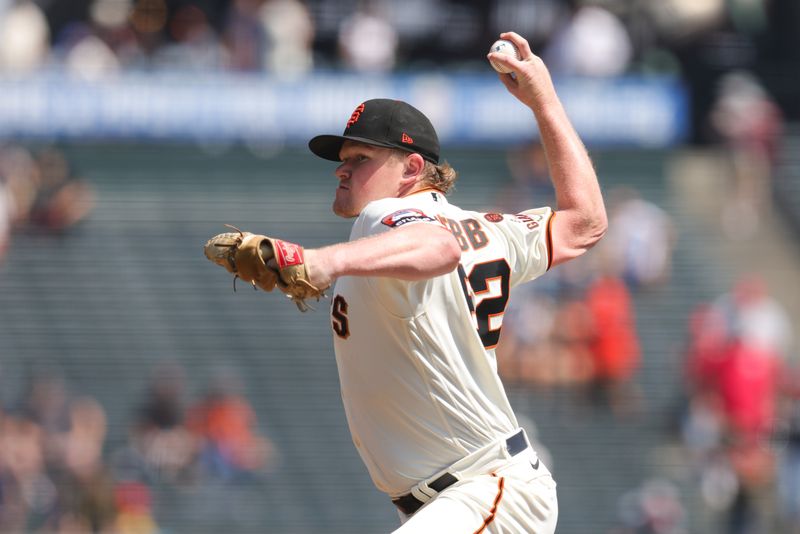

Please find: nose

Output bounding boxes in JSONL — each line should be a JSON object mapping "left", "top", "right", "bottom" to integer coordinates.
{"left": 335, "top": 162, "right": 350, "bottom": 181}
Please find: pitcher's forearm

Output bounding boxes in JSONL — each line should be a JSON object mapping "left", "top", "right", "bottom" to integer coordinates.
{"left": 306, "top": 224, "right": 461, "bottom": 288}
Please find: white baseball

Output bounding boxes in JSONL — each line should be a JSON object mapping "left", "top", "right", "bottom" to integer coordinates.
{"left": 488, "top": 39, "right": 520, "bottom": 74}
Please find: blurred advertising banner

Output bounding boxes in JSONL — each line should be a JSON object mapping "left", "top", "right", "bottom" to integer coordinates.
{"left": 0, "top": 72, "right": 687, "bottom": 147}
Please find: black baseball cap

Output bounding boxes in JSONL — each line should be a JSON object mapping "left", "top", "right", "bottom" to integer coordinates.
{"left": 308, "top": 99, "right": 440, "bottom": 164}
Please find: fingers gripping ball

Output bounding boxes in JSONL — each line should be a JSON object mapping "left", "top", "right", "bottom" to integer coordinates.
{"left": 488, "top": 39, "right": 520, "bottom": 74}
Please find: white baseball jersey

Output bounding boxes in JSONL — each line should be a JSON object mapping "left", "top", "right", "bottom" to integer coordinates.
{"left": 330, "top": 188, "right": 554, "bottom": 496}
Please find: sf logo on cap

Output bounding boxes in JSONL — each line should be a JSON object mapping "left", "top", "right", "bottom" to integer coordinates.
{"left": 347, "top": 103, "right": 366, "bottom": 128}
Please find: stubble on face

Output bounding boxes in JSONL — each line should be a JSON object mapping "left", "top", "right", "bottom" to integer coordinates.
{"left": 332, "top": 189, "right": 356, "bottom": 218}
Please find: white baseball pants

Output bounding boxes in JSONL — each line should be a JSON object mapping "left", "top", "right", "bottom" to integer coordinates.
{"left": 393, "top": 450, "right": 558, "bottom": 533}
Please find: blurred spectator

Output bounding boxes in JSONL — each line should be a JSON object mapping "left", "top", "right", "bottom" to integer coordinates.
{"left": 717, "top": 337, "right": 782, "bottom": 440}
{"left": 19, "top": 366, "right": 72, "bottom": 444}
{"left": 338, "top": 0, "right": 398, "bottom": 72}
{"left": 89, "top": 0, "right": 132, "bottom": 32}
{"left": 601, "top": 187, "right": 677, "bottom": 291}
{"left": 698, "top": 453, "right": 740, "bottom": 519}
{"left": 83, "top": 0, "right": 147, "bottom": 69}
{"left": 259, "top": 0, "right": 315, "bottom": 79}
{"left": 0, "top": 414, "right": 59, "bottom": 531}
{"left": 25, "top": 147, "right": 96, "bottom": 234}
{"left": 128, "top": 0, "right": 169, "bottom": 41}
{"left": 223, "top": 0, "right": 265, "bottom": 71}
{"left": 139, "top": 361, "right": 188, "bottom": 432}
{"left": 712, "top": 275, "right": 793, "bottom": 359}
{"left": 646, "top": 0, "right": 726, "bottom": 43}
{"left": 62, "top": 25, "right": 121, "bottom": 81}
{"left": 685, "top": 276, "right": 791, "bottom": 443}
{"left": 680, "top": 389, "right": 725, "bottom": 468}
{"left": 726, "top": 439, "right": 778, "bottom": 534}
{"left": 489, "top": 0, "right": 562, "bottom": 50}
{"left": 0, "top": 145, "right": 39, "bottom": 229}
{"left": 128, "top": 361, "right": 197, "bottom": 482}
{"left": 0, "top": 144, "right": 95, "bottom": 264}
{"left": 53, "top": 397, "right": 118, "bottom": 533}
{"left": 61, "top": 397, "right": 108, "bottom": 478}
{"left": 615, "top": 478, "right": 687, "bottom": 534}
{"left": 684, "top": 303, "right": 729, "bottom": 393}
{"left": 682, "top": 304, "right": 729, "bottom": 463}
{"left": 584, "top": 272, "right": 642, "bottom": 417}
{"left": 154, "top": 4, "right": 226, "bottom": 72}
{"left": 543, "top": 2, "right": 633, "bottom": 77}
{"left": 500, "top": 290, "right": 598, "bottom": 396}
{"left": 679, "top": 276, "right": 793, "bottom": 533}
{"left": 710, "top": 71, "right": 784, "bottom": 239}
{"left": 186, "top": 368, "right": 274, "bottom": 481}
{"left": 494, "top": 141, "right": 555, "bottom": 214}
{"left": 0, "top": 0, "right": 49, "bottom": 74}
{"left": 548, "top": 290, "right": 595, "bottom": 387}
{"left": 498, "top": 253, "right": 609, "bottom": 413}
{"left": 497, "top": 283, "right": 559, "bottom": 387}
{"left": 113, "top": 480, "right": 158, "bottom": 534}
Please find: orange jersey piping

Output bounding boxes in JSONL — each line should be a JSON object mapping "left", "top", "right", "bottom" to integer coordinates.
{"left": 545, "top": 211, "right": 555, "bottom": 271}
{"left": 473, "top": 476, "right": 505, "bottom": 534}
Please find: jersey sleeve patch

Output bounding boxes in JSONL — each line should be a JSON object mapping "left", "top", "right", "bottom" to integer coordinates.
{"left": 512, "top": 212, "right": 544, "bottom": 230}
{"left": 381, "top": 208, "right": 437, "bottom": 228}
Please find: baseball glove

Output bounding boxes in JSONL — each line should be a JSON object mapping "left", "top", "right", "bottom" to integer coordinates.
{"left": 204, "top": 226, "right": 326, "bottom": 312}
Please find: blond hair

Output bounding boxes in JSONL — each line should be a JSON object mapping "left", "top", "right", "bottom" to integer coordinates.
{"left": 393, "top": 149, "right": 458, "bottom": 194}
{"left": 420, "top": 160, "right": 458, "bottom": 194}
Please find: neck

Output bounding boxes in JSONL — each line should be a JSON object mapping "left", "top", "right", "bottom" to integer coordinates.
{"left": 400, "top": 182, "right": 441, "bottom": 198}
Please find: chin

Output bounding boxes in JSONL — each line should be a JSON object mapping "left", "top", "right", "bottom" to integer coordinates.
{"left": 332, "top": 202, "right": 358, "bottom": 219}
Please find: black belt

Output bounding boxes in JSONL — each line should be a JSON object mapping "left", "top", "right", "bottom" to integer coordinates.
{"left": 392, "top": 430, "right": 529, "bottom": 516}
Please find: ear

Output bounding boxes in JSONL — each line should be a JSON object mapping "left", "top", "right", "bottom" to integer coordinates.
{"left": 400, "top": 153, "right": 425, "bottom": 185}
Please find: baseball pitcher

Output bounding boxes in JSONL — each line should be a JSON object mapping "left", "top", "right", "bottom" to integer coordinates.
{"left": 205, "top": 32, "right": 607, "bottom": 532}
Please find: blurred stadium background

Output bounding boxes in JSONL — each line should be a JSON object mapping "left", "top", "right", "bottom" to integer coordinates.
{"left": 1, "top": 0, "right": 799, "bottom": 533}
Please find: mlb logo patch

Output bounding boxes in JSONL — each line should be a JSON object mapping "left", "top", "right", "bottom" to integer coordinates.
{"left": 381, "top": 209, "right": 436, "bottom": 228}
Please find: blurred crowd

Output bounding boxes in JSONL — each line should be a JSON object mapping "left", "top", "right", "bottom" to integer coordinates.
{"left": 0, "top": 362, "right": 275, "bottom": 533}
{"left": 0, "top": 0, "right": 790, "bottom": 90}
{"left": 0, "top": 0, "right": 790, "bottom": 240}
{"left": 0, "top": 0, "right": 795, "bottom": 154}
{"left": 495, "top": 146, "right": 675, "bottom": 419}
{"left": 0, "top": 144, "right": 95, "bottom": 266}
{"left": 676, "top": 275, "right": 796, "bottom": 534}
{"left": 709, "top": 70, "right": 785, "bottom": 240}
{"left": 492, "top": 140, "right": 799, "bottom": 533}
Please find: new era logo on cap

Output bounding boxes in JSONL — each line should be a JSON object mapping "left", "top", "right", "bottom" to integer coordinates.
{"left": 308, "top": 99, "right": 440, "bottom": 164}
